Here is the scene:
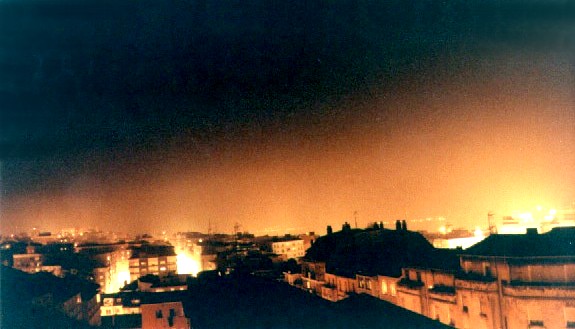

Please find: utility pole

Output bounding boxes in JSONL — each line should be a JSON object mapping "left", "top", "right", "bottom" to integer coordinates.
{"left": 207, "top": 219, "right": 212, "bottom": 240}
{"left": 233, "top": 222, "right": 241, "bottom": 237}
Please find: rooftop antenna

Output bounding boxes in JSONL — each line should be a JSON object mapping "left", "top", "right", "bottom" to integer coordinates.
{"left": 207, "top": 218, "right": 212, "bottom": 239}
{"left": 233, "top": 222, "right": 241, "bottom": 237}
{"left": 488, "top": 211, "right": 497, "bottom": 235}
{"left": 354, "top": 211, "right": 358, "bottom": 228}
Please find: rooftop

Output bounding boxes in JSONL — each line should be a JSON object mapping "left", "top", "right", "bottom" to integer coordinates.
{"left": 305, "top": 228, "right": 460, "bottom": 277}
{"left": 130, "top": 244, "right": 176, "bottom": 259}
{"left": 462, "top": 227, "right": 575, "bottom": 258}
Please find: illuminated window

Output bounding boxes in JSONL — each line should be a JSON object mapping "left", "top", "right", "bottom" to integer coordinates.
{"left": 390, "top": 283, "right": 396, "bottom": 296}
{"left": 381, "top": 281, "right": 388, "bottom": 294}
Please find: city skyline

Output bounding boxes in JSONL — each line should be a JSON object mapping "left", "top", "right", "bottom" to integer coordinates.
{"left": 2, "top": 0, "right": 574, "bottom": 236}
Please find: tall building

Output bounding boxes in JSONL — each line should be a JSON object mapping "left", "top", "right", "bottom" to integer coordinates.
{"left": 129, "top": 245, "right": 177, "bottom": 282}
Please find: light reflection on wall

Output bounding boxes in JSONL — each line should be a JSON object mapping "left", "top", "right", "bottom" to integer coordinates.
{"left": 115, "top": 269, "right": 131, "bottom": 291}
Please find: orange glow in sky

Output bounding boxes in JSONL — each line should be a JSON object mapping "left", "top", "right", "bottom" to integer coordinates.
{"left": 3, "top": 55, "right": 574, "bottom": 235}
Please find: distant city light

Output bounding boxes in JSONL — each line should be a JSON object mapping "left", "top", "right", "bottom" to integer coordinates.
{"left": 473, "top": 227, "right": 484, "bottom": 238}
{"left": 549, "top": 208, "right": 557, "bottom": 216}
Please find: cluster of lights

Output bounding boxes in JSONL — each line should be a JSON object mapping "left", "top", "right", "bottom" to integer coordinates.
{"left": 511, "top": 206, "right": 557, "bottom": 223}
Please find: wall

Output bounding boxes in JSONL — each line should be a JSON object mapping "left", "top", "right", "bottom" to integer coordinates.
{"left": 141, "top": 302, "right": 189, "bottom": 329}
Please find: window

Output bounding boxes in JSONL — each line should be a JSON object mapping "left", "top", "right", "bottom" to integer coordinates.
{"left": 479, "top": 297, "right": 488, "bottom": 317}
{"left": 156, "top": 310, "right": 163, "bottom": 318}
{"left": 483, "top": 262, "right": 492, "bottom": 277}
{"left": 390, "top": 283, "right": 396, "bottom": 296}
{"left": 565, "top": 306, "right": 575, "bottom": 328}
{"left": 169, "top": 308, "right": 175, "bottom": 317}
{"left": 461, "top": 295, "right": 469, "bottom": 313}
{"left": 381, "top": 281, "right": 388, "bottom": 294}
{"left": 528, "top": 308, "right": 543, "bottom": 328}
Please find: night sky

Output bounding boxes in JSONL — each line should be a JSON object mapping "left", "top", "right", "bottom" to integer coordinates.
{"left": 1, "top": 0, "right": 574, "bottom": 235}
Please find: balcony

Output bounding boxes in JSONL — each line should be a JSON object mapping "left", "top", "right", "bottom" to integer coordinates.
{"left": 456, "top": 271, "right": 496, "bottom": 283}
{"left": 428, "top": 284, "right": 456, "bottom": 295}
{"left": 397, "top": 278, "right": 424, "bottom": 290}
{"left": 502, "top": 281, "right": 575, "bottom": 298}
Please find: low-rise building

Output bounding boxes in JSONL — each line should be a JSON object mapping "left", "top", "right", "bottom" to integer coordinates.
{"left": 141, "top": 299, "right": 189, "bottom": 329}
{"left": 13, "top": 252, "right": 43, "bottom": 273}
{"left": 101, "top": 290, "right": 190, "bottom": 329}
{"left": 395, "top": 227, "right": 575, "bottom": 329}
{"left": 271, "top": 238, "right": 305, "bottom": 260}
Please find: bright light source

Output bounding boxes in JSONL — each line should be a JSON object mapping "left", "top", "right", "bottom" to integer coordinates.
{"left": 439, "top": 226, "right": 446, "bottom": 235}
{"left": 474, "top": 227, "right": 484, "bottom": 238}
{"left": 176, "top": 252, "right": 201, "bottom": 276}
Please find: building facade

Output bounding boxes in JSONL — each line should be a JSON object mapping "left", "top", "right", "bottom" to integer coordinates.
{"left": 272, "top": 239, "right": 305, "bottom": 260}
{"left": 129, "top": 245, "right": 177, "bottom": 282}
{"left": 141, "top": 301, "right": 190, "bottom": 329}
{"left": 286, "top": 226, "right": 575, "bottom": 329}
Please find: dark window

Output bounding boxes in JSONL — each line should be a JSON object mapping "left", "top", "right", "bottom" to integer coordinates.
{"left": 566, "top": 322, "right": 575, "bottom": 328}
{"left": 156, "top": 310, "right": 163, "bottom": 318}
{"left": 169, "top": 309, "right": 175, "bottom": 317}
{"left": 484, "top": 265, "right": 492, "bottom": 277}
{"left": 462, "top": 306, "right": 469, "bottom": 313}
{"left": 529, "top": 320, "right": 544, "bottom": 327}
